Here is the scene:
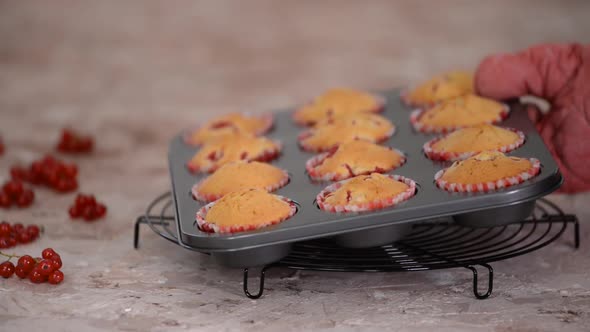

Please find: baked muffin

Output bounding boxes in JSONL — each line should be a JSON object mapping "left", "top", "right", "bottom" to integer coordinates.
{"left": 298, "top": 113, "right": 395, "bottom": 152}
{"left": 192, "top": 161, "right": 289, "bottom": 202}
{"left": 187, "top": 134, "right": 281, "bottom": 173}
{"left": 435, "top": 151, "right": 541, "bottom": 193}
{"left": 424, "top": 124, "right": 525, "bottom": 161}
{"left": 293, "top": 88, "right": 385, "bottom": 126}
{"left": 196, "top": 188, "right": 297, "bottom": 233}
{"left": 184, "top": 113, "right": 273, "bottom": 146}
{"left": 402, "top": 71, "right": 474, "bottom": 107}
{"left": 410, "top": 94, "right": 509, "bottom": 133}
{"left": 316, "top": 173, "right": 417, "bottom": 213}
{"left": 306, "top": 140, "right": 406, "bottom": 181}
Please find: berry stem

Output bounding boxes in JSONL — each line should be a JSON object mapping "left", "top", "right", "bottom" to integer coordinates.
{"left": 0, "top": 251, "right": 22, "bottom": 260}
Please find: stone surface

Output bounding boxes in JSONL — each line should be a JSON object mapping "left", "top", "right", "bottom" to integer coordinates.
{"left": 0, "top": 1, "right": 589, "bottom": 331}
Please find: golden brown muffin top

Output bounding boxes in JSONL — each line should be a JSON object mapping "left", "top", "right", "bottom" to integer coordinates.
{"left": 188, "top": 134, "right": 279, "bottom": 172}
{"left": 294, "top": 88, "right": 382, "bottom": 126}
{"left": 186, "top": 113, "right": 270, "bottom": 145}
{"left": 323, "top": 173, "right": 409, "bottom": 206}
{"left": 300, "top": 113, "right": 394, "bottom": 151}
{"left": 417, "top": 94, "right": 505, "bottom": 128}
{"left": 196, "top": 161, "right": 287, "bottom": 198}
{"left": 205, "top": 188, "right": 292, "bottom": 228}
{"left": 313, "top": 141, "right": 403, "bottom": 177}
{"left": 440, "top": 151, "right": 533, "bottom": 185}
{"left": 431, "top": 124, "right": 521, "bottom": 153}
{"left": 405, "top": 71, "right": 473, "bottom": 105}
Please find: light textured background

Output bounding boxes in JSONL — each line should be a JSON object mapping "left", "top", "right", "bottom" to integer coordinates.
{"left": 1, "top": 1, "right": 589, "bottom": 331}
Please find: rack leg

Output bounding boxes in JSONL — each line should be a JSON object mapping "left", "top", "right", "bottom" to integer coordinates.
{"left": 574, "top": 219, "right": 580, "bottom": 249}
{"left": 466, "top": 263, "right": 494, "bottom": 299}
{"left": 134, "top": 217, "right": 146, "bottom": 249}
{"left": 243, "top": 266, "right": 270, "bottom": 299}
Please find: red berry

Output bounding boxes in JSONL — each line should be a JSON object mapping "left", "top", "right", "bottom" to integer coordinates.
{"left": 10, "top": 166, "right": 30, "bottom": 182}
{"left": 15, "top": 265, "right": 28, "bottom": 278}
{"left": 29, "top": 269, "right": 46, "bottom": 283}
{"left": 16, "top": 189, "right": 34, "bottom": 207}
{"left": 0, "top": 221, "right": 10, "bottom": 237}
{"left": 63, "top": 164, "right": 78, "bottom": 177}
{"left": 3, "top": 180, "right": 24, "bottom": 198}
{"left": 7, "top": 236, "right": 17, "bottom": 247}
{"left": 82, "top": 206, "right": 96, "bottom": 221}
{"left": 13, "top": 223, "right": 24, "bottom": 233}
{"left": 17, "top": 255, "right": 36, "bottom": 272}
{"left": 48, "top": 270, "right": 64, "bottom": 285}
{"left": 69, "top": 205, "right": 81, "bottom": 218}
{"left": 17, "top": 231, "right": 31, "bottom": 244}
{"left": 95, "top": 203, "right": 107, "bottom": 217}
{"left": 0, "top": 238, "right": 8, "bottom": 248}
{"left": 0, "top": 261, "right": 15, "bottom": 278}
{"left": 37, "top": 259, "right": 55, "bottom": 276}
{"left": 50, "top": 256, "right": 62, "bottom": 270}
{"left": 75, "top": 194, "right": 89, "bottom": 207}
{"left": 42, "top": 248, "right": 57, "bottom": 259}
{"left": 0, "top": 192, "right": 11, "bottom": 208}
{"left": 26, "top": 225, "right": 40, "bottom": 239}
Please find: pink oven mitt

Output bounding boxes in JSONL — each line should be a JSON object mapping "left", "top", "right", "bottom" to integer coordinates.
{"left": 475, "top": 43, "right": 590, "bottom": 193}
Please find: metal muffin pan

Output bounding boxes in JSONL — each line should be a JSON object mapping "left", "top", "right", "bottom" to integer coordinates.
{"left": 167, "top": 90, "right": 562, "bottom": 267}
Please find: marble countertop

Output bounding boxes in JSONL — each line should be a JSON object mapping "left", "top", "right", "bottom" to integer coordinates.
{"left": 1, "top": 1, "right": 589, "bottom": 331}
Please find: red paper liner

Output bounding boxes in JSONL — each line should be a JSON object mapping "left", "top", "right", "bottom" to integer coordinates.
{"left": 195, "top": 195, "right": 297, "bottom": 234}
{"left": 183, "top": 113, "right": 274, "bottom": 146}
{"left": 434, "top": 158, "right": 541, "bottom": 193}
{"left": 316, "top": 174, "right": 417, "bottom": 213}
{"left": 191, "top": 167, "right": 290, "bottom": 202}
{"left": 292, "top": 94, "right": 386, "bottom": 127}
{"left": 297, "top": 126, "right": 395, "bottom": 153}
{"left": 305, "top": 147, "right": 407, "bottom": 181}
{"left": 409, "top": 103, "right": 510, "bottom": 134}
{"left": 186, "top": 140, "right": 282, "bottom": 174}
{"left": 423, "top": 128, "right": 526, "bottom": 161}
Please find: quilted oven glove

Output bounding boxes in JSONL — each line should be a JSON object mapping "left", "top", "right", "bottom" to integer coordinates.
{"left": 475, "top": 43, "right": 590, "bottom": 193}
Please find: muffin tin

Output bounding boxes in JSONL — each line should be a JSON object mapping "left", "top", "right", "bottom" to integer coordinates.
{"left": 167, "top": 90, "right": 562, "bottom": 267}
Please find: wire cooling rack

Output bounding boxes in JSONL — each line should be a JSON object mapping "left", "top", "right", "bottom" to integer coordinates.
{"left": 134, "top": 192, "right": 579, "bottom": 299}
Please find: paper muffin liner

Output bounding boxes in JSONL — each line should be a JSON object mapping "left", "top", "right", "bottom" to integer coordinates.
{"left": 305, "top": 147, "right": 407, "bottom": 181}
{"left": 297, "top": 125, "right": 395, "bottom": 153}
{"left": 186, "top": 140, "right": 282, "bottom": 174}
{"left": 292, "top": 93, "right": 386, "bottom": 127}
{"left": 191, "top": 167, "right": 290, "bottom": 202}
{"left": 423, "top": 128, "right": 526, "bottom": 161}
{"left": 409, "top": 103, "right": 511, "bottom": 134}
{"left": 183, "top": 113, "right": 275, "bottom": 146}
{"left": 195, "top": 195, "right": 298, "bottom": 234}
{"left": 434, "top": 158, "right": 541, "bottom": 193}
{"left": 316, "top": 174, "right": 417, "bottom": 213}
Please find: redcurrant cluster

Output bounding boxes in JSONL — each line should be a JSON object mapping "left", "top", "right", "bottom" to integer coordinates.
{"left": 69, "top": 194, "right": 107, "bottom": 221}
{"left": 0, "top": 248, "right": 64, "bottom": 284}
{"left": 0, "top": 221, "right": 41, "bottom": 248}
{"left": 11, "top": 155, "right": 78, "bottom": 192}
{"left": 57, "top": 128, "right": 93, "bottom": 154}
{"left": 0, "top": 180, "right": 35, "bottom": 208}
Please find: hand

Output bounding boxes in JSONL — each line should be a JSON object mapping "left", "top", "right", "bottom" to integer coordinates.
{"left": 475, "top": 43, "right": 590, "bottom": 193}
